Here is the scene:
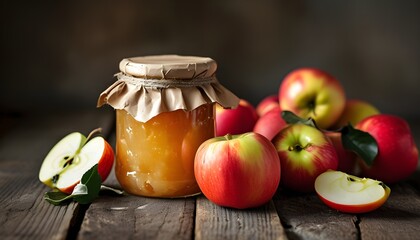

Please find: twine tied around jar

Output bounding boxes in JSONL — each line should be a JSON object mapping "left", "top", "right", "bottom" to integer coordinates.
{"left": 114, "top": 72, "right": 218, "bottom": 89}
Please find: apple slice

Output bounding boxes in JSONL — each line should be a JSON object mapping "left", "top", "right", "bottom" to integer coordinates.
{"left": 39, "top": 131, "right": 114, "bottom": 194}
{"left": 314, "top": 170, "right": 391, "bottom": 213}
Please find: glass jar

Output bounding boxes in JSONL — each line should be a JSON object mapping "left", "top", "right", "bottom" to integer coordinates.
{"left": 98, "top": 55, "right": 239, "bottom": 198}
{"left": 115, "top": 104, "right": 214, "bottom": 197}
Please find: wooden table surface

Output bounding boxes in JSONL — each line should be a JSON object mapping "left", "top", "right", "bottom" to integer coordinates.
{"left": 1, "top": 109, "right": 420, "bottom": 240}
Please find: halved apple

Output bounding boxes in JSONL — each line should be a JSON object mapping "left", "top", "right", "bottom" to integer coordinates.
{"left": 39, "top": 131, "right": 114, "bottom": 194}
{"left": 314, "top": 170, "right": 391, "bottom": 213}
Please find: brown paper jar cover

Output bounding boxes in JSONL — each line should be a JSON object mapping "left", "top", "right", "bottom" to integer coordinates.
{"left": 97, "top": 55, "right": 239, "bottom": 122}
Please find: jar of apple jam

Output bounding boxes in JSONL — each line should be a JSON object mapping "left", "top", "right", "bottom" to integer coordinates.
{"left": 97, "top": 55, "right": 239, "bottom": 198}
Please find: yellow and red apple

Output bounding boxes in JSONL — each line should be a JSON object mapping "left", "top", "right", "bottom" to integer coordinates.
{"left": 355, "top": 114, "right": 419, "bottom": 183}
{"left": 272, "top": 123, "right": 338, "bottom": 192}
{"left": 194, "top": 132, "right": 281, "bottom": 209}
{"left": 39, "top": 131, "right": 114, "bottom": 194}
{"left": 216, "top": 99, "right": 259, "bottom": 136}
{"left": 279, "top": 68, "right": 346, "bottom": 129}
{"left": 333, "top": 99, "right": 380, "bottom": 129}
{"left": 315, "top": 170, "right": 391, "bottom": 213}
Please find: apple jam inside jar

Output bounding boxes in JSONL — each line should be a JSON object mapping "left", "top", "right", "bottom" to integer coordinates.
{"left": 115, "top": 104, "right": 215, "bottom": 197}
{"left": 97, "top": 55, "right": 239, "bottom": 198}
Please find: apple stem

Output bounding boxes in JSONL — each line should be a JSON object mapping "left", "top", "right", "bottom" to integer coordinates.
{"left": 225, "top": 134, "right": 232, "bottom": 141}
{"left": 288, "top": 143, "right": 312, "bottom": 152}
{"left": 86, "top": 128, "right": 102, "bottom": 143}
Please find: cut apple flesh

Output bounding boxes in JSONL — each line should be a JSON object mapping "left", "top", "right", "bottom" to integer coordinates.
{"left": 39, "top": 132, "right": 86, "bottom": 188}
{"left": 39, "top": 132, "right": 109, "bottom": 194}
{"left": 56, "top": 137, "right": 107, "bottom": 191}
{"left": 315, "top": 170, "right": 390, "bottom": 213}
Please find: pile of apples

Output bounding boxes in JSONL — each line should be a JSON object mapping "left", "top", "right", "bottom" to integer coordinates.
{"left": 195, "top": 67, "right": 418, "bottom": 212}
{"left": 38, "top": 68, "right": 418, "bottom": 213}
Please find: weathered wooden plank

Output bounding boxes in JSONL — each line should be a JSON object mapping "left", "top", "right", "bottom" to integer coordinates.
{"left": 195, "top": 196, "right": 286, "bottom": 240}
{"left": 359, "top": 182, "right": 420, "bottom": 240}
{"left": 273, "top": 189, "right": 358, "bottom": 240}
{"left": 0, "top": 175, "right": 78, "bottom": 240}
{"left": 0, "top": 109, "right": 114, "bottom": 240}
{"left": 78, "top": 193, "right": 196, "bottom": 240}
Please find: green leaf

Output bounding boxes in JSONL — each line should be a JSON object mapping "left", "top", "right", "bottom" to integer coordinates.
{"left": 282, "top": 110, "right": 304, "bottom": 124}
{"left": 281, "top": 110, "right": 318, "bottom": 128}
{"left": 341, "top": 124, "right": 378, "bottom": 166}
{"left": 44, "top": 191, "right": 74, "bottom": 206}
{"left": 73, "top": 164, "right": 102, "bottom": 204}
{"left": 43, "top": 164, "right": 108, "bottom": 206}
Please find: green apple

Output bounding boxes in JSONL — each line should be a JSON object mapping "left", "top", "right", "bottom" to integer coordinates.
{"left": 315, "top": 170, "right": 391, "bottom": 213}
{"left": 39, "top": 131, "right": 114, "bottom": 194}
{"left": 332, "top": 99, "right": 380, "bottom": 129}
{"left": 278, "top": 68, "right": 346, "bottom": 129}
{"left": 272, "top": 123, "right": 338, "bottom": 192}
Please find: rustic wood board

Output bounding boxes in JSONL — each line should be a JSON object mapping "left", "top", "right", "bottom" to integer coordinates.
{"left": 0, "top": 174, "right": 78, "bottom": 240}
{"left": 78, "top": 193, "right": 196, "bottom": 240}
{"left": 195, "top": 196, "right": 286, "bottom": 240}
{"left": 358, "top": 183, "right": 420, "bottom": 240}
{"left": 0, "top": 109, "right": 114, "bottom": 240}
{"left": 274, "top": 189, "right": 359, "bottom": 240}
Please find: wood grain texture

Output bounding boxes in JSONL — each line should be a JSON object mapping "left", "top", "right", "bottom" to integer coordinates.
{"left": 0, "top": 109, "right": 114, "bottom": 240}
{"left": 0, "top": 175, "right": 78, "bottom": 240}
{"left": 359, "top": 183, "right": 420, "bottom": 240}
{"left": 78, "top": 194, "right": 196, "bottom": 240}
{"left": 274, "top": 189, "right": 358, "bottom": 240}
{"left": 195, "top": 196, "right": 286, "bottom": 240}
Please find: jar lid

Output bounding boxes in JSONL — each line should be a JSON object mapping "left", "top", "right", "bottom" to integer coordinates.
{"left": 119, "top": 55, "right": 217, "bottom": 79}
{"left": 97, "top": 55, "right": 239, "bottom": 122}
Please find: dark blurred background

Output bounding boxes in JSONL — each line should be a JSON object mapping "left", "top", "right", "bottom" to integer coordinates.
{"left": 1, "top": 0, "right": 420, "bottom": 119}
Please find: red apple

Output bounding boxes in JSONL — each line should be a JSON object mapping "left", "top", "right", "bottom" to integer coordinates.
{"left": 253, "top": 108, "right": 287, "bottom": 141}
{"left": 279, "top": 68, "right": 346, "bottom": 129}
{"left": 315, "top": 170, "right": 391, "bottom": 213}
{"left": 272, "top": 123, "right": 338, "bottom": 192}
{"left": 325, "top": 131, "right": 357, "bottom": 174}
{"left": 256, "top": 95, "right": 280, "bottom": 117}
{"left": 355, "top": 114, "right": 419, "bottom": 183}
{"left": 194, "top": 132, "right": 281, "bottom": 209}
{"left": 216, "top": 99, "right": 259, "bottom": 137}
{"left": 332, "top": 99, "right": 380, "bottom": 129}
{"left": 39, "top": 131, "right": 115, "bottom": 194}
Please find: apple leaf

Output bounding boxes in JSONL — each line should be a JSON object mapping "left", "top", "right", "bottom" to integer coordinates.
{"left": 281, "top": 110, "right": 318, "bottom": 128}
{"left": 341, "top": 124, "right": 378, "bottom": 166}
{"left": 44, "top": 191, "right": 74, "bottom": 206}
{"left": 43, "top": 164, "right": 103, "bottom": 206}
{"left": 73, "top": 164, "right": 102, "bottom": 204}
